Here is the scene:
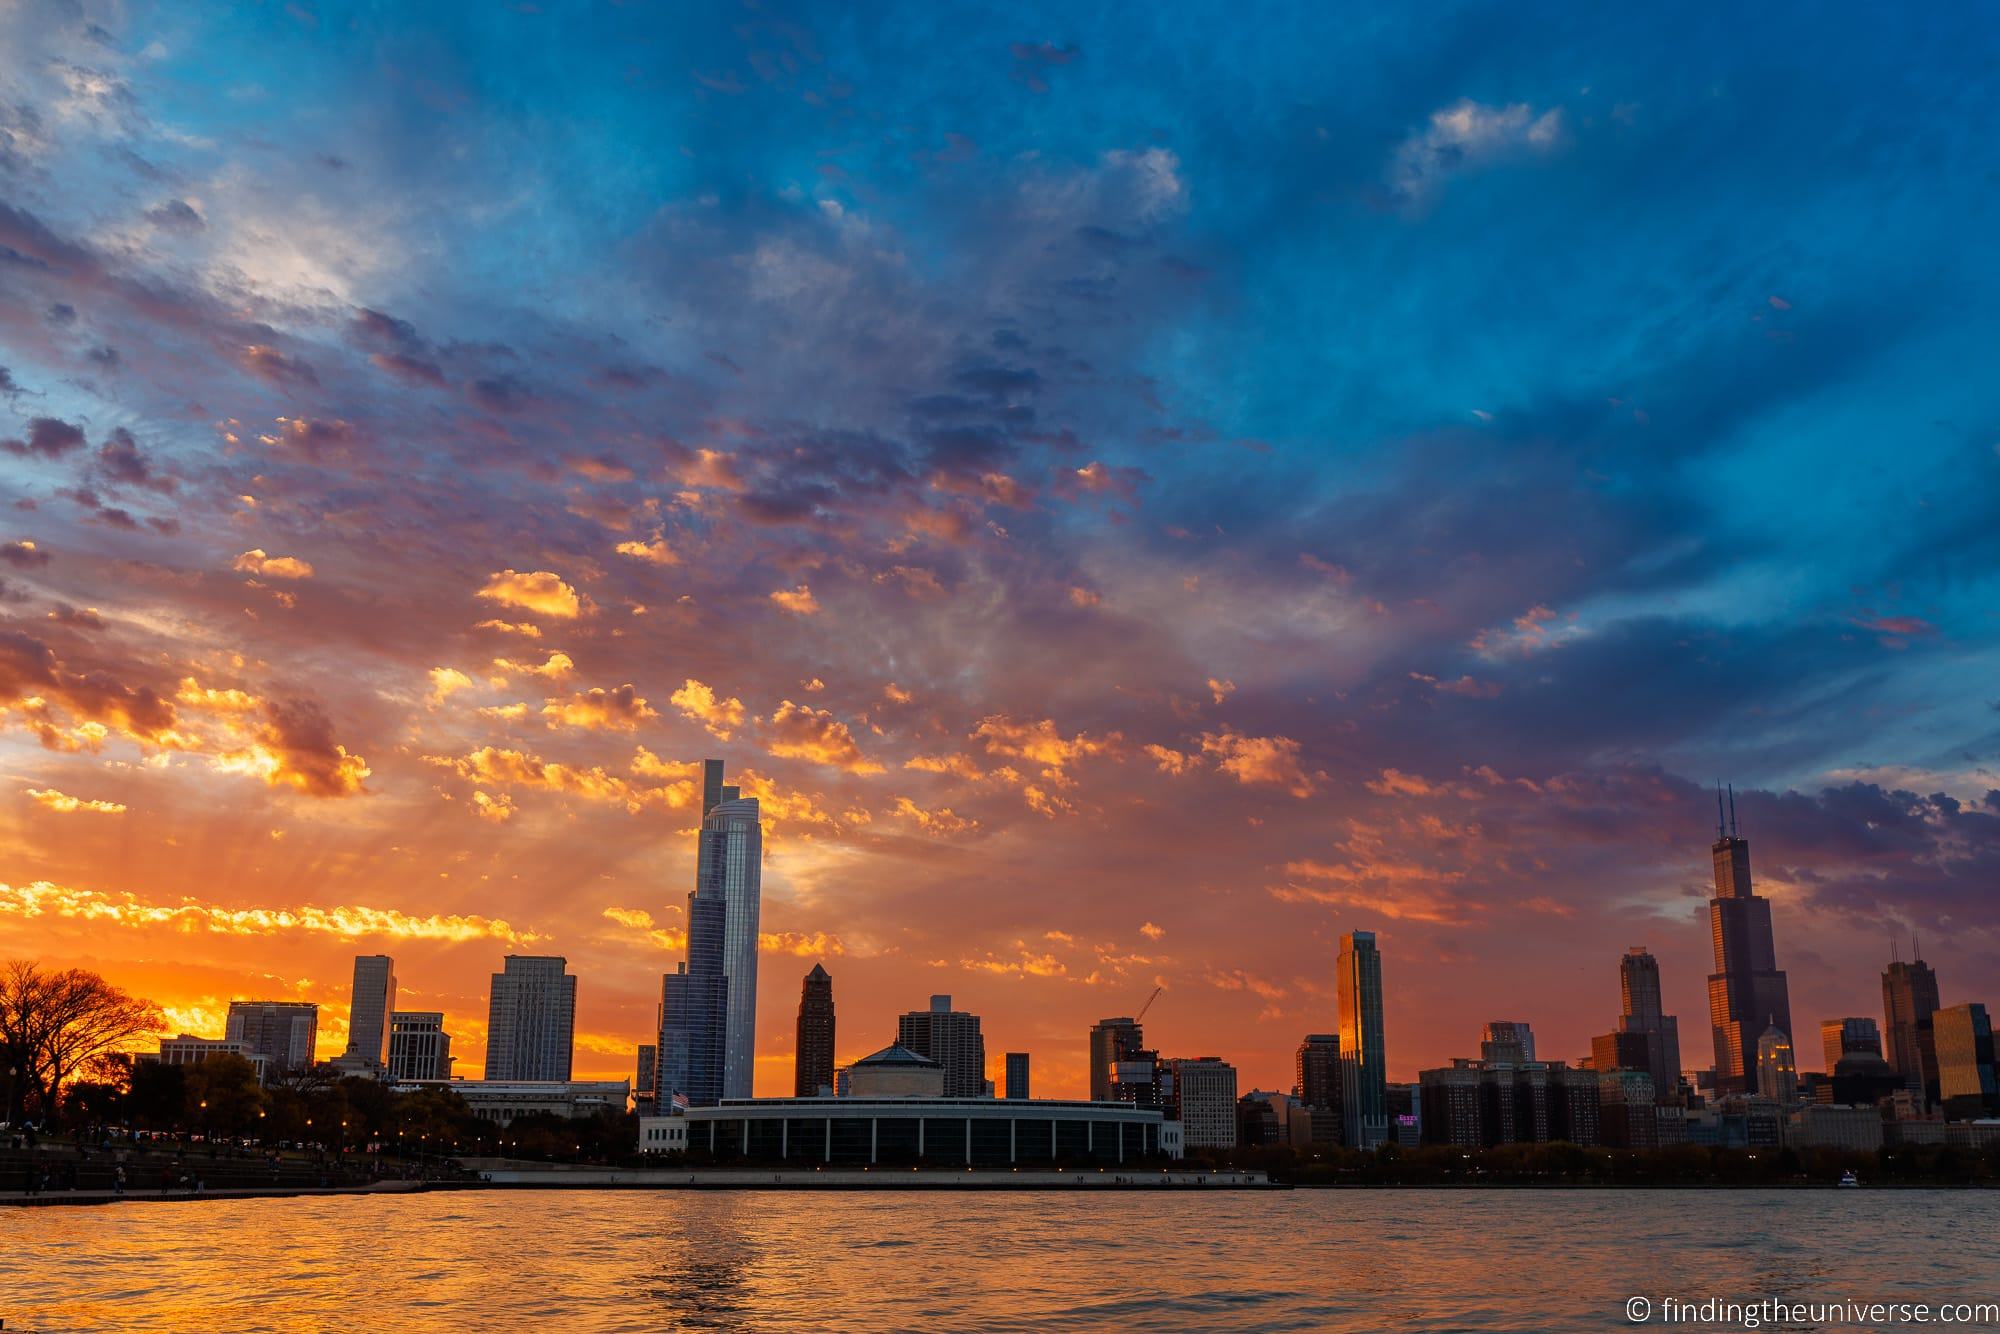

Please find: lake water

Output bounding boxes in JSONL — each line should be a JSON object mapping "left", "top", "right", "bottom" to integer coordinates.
{"left": 4, "top": 1189, "right": 1998, "bottom": 1331}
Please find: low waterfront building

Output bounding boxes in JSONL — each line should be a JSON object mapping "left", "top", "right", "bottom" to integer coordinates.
{"left": 638, "top": 1096, "right": 1178, "bottom": 1166}
{"left": 847, "top": 1044, "right": 946, "bottom": 1098}
{"left": 1786, "top": 1103, "right": 1885, "bottom": 1151}
{"left": 403, "top": 1079, "right": 629, "bottom": 1124}
{"left": 143, "top": 1035, "right": 270, "bottom": 1083}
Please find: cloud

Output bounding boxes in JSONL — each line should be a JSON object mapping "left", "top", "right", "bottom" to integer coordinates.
{"left": 1, "top": 541, "right": 49, "bottom": 568}
{"left": 1139, "top": 921, "right": 1165, "bottom": 940}
{"left": 477, "top": 569, "right": 584, "bottom": 618}
{"left": 1389, "top": 99, "right": 1567, "bottom": 205}
{"left": 1199, "top": 728, "right": 1315, "bottom": 797}
{"left": 492, "top": 651, "right": 574, "bottom": 679}
{"left": 765, "top": 700, "right": 882, "bottom": 773}
{"left": 892, "top": 795, "right": 977, "bottom": 836}
{"left": 769, "top": 584, "right": 820, "bottom": 615}
{"left": 905, "top": 752, "right": 982, "bottom": 779}
{"left": 671, "top": 678, "right": 745, "bottom": 740}
{"left": 971, "top": 715, "right": 1115, "bottom": 781}
{"left": 614, "top": 536, "right": 679, "bottom": 566}
{"left": 239, "top": 343, "right": 319, "bottom": 387}
{"left": 1207, "top": 677, "right": 1235, "bottom": 704}
{"left": 427, "top": 667, "right": 474, "bottom": 706}
{"left": 1, "top": 879, "right": 534, "bottom": 943}
{"left": 1, "top": 417, "right": 87, "bottom": 460}
{"left": 232, "top": 549, "right": 315, "bottom": 579}
{"left": 25, "top": 787, "right": 126, "bottom": 814}
{"left": 541, "top": 684, "right": 658, "bottom": 731}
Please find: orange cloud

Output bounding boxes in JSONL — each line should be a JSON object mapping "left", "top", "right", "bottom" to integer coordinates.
{"left": 541, "top": 684, "right": 658, "bottom": 731}
{"left": 615, "top": 536, "right": 679, "bottom": 566}
{"left": 670, "top": 679, "right": 745, "bottom": 740}
{"left": 905, "top": 752, "right": 982, "bottom": 779}
{"left": 232, "top": 549, "right": 315, "bottom": 579}
{"left": 477, "top": 569, "right": 584, "bottom": 618}
{"left": 492, "top": 651, "right": 574, "bottom": 680}
{"left": 1198, "top": 727, "right": 1314, "bottom": 797}
{"left": 892, "top": 796, "right": 977, "bottom": 836}
{"left": 1, "top": 879, "right": 534, "bottom": 943}
{"left": 971, "top": 715, "right": 1115, "bottom": 782}
{"left": 474, "top": 619, "right": 542, "bottom": 638}
{"left": 769, "top": 584, "right": 820, "bottom": 615}
{"left": 1143, "top": 743, "right": 1192, "bottom": 775}
{"left": 25, "top": 787, "right": 127, "bottom": 814}
{"left": 765, "top": 701, "right": 882, "bottom": 774}
{"left": 427, "top": 667, "right": 474, "bottom": 706}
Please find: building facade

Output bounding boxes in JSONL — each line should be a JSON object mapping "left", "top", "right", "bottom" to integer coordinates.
{"left": 1294, "top": 1034, "right": 1342, "bottom": 1146}
{"left": 224, "top": 1000, "right": 319, "bottom": 1072}
{"left": 897, "top": 995, "right": 987, "bottom": 1098}
{"left": 1338, "top": 931, "right": 1389, "bottom": 1148}
{"left": 697, "top": 777, "right": 764, "bottom": 1101}
{"left": 659, "top": 885, "right": 728, "bottom": 1107}
{"left": 795, "top": 963, "right": 836, "bottom": 1098}
{"left": 1705, "top": 798, "right": 1793, "bottom": 1095}
{"left": 344, "top": 954, "right": 397, "bottom": 1068}
{"left": 1005, "top": 1052, "right": 1031, "bottom": 1100}
{"left": 411, "top": 1079, "right": 628, "bottom": 1125}
{"left": 484, "top": 956, "right": 576, "bottom": 1081}
{"left": 1171, "top": 1056, "right": 1238, "bottom": 1150}
{"left": 1604, "top": 946, "right": 1682, "bottom": 1101}
{"left": 1881, "top": 950, "right": 1942, "bottom": 1097}
{"left": 1089, "top": 1017, "right": 1144, "bottom": 1103}
{"left": 387, "top": 1011, "right": 453, "bottom": 1082}
{"left": 1820, "top": 1017, "right": 1883, "bottom": 1073}
{"left": 148, "top": 1035, "right": 270, "bottom": 1083}
{"left": 1932, "top": 1003, "right": 1997, "bottom": 1117}
{"left": 1755, "top": 1024, "right": 1798, "bottom": 1103}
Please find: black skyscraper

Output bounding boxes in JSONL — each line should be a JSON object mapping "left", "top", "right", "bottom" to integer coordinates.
{"left": 1704, "top": 790, "right": 1792, "bottom": 1095}
{"left": 795, "top": 963, "right": 836, "bottom": 1097}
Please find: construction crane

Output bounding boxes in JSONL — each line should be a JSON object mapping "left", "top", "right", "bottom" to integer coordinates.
{"left": 1135, "top": 985, "right": 1163, "bottom": 1023}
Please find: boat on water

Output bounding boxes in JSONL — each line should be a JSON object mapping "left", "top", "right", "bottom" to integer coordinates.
{"left": 1838, "top": 1170, "right": 1861, "bottom": 1187}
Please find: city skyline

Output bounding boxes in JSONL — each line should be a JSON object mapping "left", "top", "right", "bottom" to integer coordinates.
{"left": 4, "top": 3, "right": 1999, "bottom": 1101}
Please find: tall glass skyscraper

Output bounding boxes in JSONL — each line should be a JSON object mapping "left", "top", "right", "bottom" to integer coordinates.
{"left": 695, "top": 765, "right": 762, "bottom": 1100}
{"left": 1704, "top": 794, "right": 1792, "bottom": 1095}
{"left": 343, "top": 954, "right": 397, "bottom": 1067}
{"left": 658, "top": 886, "right": 728, "bottom": 1106}
{"left": 1337, "top": 930, "right": 1388, "bottom": 1149}
{"left": 1882, "top": 947, "right": 1941, "bottom": 1096}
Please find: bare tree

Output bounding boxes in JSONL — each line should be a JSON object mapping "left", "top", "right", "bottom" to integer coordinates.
{"left": 0, "top": 961, "right": 163, "bottom": 1118}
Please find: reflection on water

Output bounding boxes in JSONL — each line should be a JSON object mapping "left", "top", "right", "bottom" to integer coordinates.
{"left": 3, "top": 1189, "right": 1997, "bottom": 1332}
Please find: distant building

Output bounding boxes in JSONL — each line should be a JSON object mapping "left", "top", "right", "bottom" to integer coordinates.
{"left": 484, "top": 956, "right": 576, "bottom": 1081}
{"left": 1705, "top": 796, "right": 1793, "bottom": 1095}
{"left": 1005, "top": 1052, "right": 1031, "bottom": 1100}
{"left": 418, "top": 1079, "right": 629, "bottom": 1125}
{"left": 1932, "top": 1003, "right": 1998, "bottom": 1118}
{"left": 1089, "top": 1017, "right": 1144, "bottom": 1103}
{"left": 1385, "top": 1083, "right": 1423, "bottom": 1146}
{"left": 898, "top": 996, "right": 986, "bottom": 1098}
{"left": 1338, "top": 931, "right": 1389, "bottom": 1149}
{"left": 1596, "top": 1069, "right": 1655, "bottom": 1148}
{"left": 1787, "top": 1104, "right": 1885, "bottom": 1152}
{"left": 795, "top": 964, "right": 836, "bottom": 1097}
{"left": 1881, "top": 948, "right": 1942, "bottom": 1098}
{"left": 1109, "top": 1050, "right": 1168, "bottom": 1109}
{"left": 1597, "top": 947, "right": 1682, "bottom": 1102}
{"left": 1236, "top": 1090, "right": 1295, "bottom": 1147}
{"left": 1294, "top": 1034, "right": 1342, "bottom": 1146}
{"left": 343, "top": 954, "right": 397, "bottom": 1069}
{"left": 147, "top": 1035, "right": 269, "bottom": 1083}
{"left": 1755, "top": 1024, "right": 1797, "bottom": 1104}
{"left": 1479, "top": 1022, "right": 1536, "bottom": 1065}
{"left": 846, "top": 1044, "right": 945, "bottom": 1099}
{"left": 225, "top": 1001, "right": 318, "bottom": 1072}
{"left": 635, "top": 1043, "right": 657, "bottom": 1112}
{"left": 1820, "top": 1017, "right": 1883, "bottom": 1073}
{"left": 387, "top": 1012, "right": 453, "bottom": 1082}
{"left": 697, "top": 773, "right": 763, "bottom": 1100}
{"left": 1171, "top": 1056, "right": 1238, "bottom": 1150}
{"left": 1418, "top": 1059, "right": 1601, "bottom": 1148}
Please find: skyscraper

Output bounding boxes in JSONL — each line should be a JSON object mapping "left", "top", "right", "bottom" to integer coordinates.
{"left": 484, "top": 955, "right": 576, "bottom": 1080}
{"left": 1295, "top": 1033, "right": 1342, "bottom": 1146}
{"left": 387, "top": 1012, "right": 452, "bottom": 1081}
{"left": 1005, "top": 1052, "right": 1031, "bottom": 1099}
{"left": 225, "top": 1000, "right": 319, "bottom": 1072}
{"left": 795, "top": 963, "right": 836, "bottom": 1097}
{"left": 1755, "top": 1023, "right": 1797, "bottom": 1103}
{"left": 1338, "top": 930, "right": 1388, "bottom": 1149}
{"left": 1932, "top": 1003, "right": 1997, "bottom": 1116}
{"left": 1171, "top": 1057, "right": 1239, "bottom": 1149}
{"left": 1479, "top": 1022, "right": 1536, "bottom": 1064}
{"left": 1595, "top": 946, "right": 1682, "bottom": 1101}
{"left": 343, "top": 954, "right": 397, "bottom": 1068}
{"left": 696, "top": 770, "right": 763, "bottom": 1100}
{"left": 658, "top": 884, "right": 728, "bottom": 1107}
{"left": 1089, "top": 1017, "right": 1144, "bottom": 1102}
{"left": 898, "top": 995, "right": 986, "bottom": 1097}
{"left": 1882, "top": 947, "right": 1942, "bottom": 1095}
{"left": 1820, "top": 1017, "right": 1883, "bottom": 1073}
{"left": 1704, "top": 792, "right": 1792, "bottom": 1095}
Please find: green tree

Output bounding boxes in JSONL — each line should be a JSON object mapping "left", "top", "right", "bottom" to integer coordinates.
{"left": 182, "top": 1054, "right": 266, "bottom": 1137}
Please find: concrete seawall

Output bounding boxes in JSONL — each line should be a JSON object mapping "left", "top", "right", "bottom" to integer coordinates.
{"left": 473, "top": 1167, "right": 1280, "bottom": 1190}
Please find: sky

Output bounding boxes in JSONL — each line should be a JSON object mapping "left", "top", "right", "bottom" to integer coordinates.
{"left": 2, "top": 1, "right": 1997, "bottom": 1098}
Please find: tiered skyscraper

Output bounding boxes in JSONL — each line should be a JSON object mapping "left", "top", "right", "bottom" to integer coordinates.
{"left": 343, "top": 954, "right": 397, "bottom": 1068}
{"left": 1338, "top": 930, "right": 1388, "bottom": 1149}
{"left": 1704, "top": 790, "right": 1792, "bottom": 1095}
{"left": 794, "top": 963, "right": 835, "bottom": 1097}
{"left": 696, "top": 760, "right": 763, "bottom": 1100}
{"left": 484, "top": 955, "right": 576, "bottom": 1080}
{"left": 658, "top": 866, "right": 728, "bottom": 1106}
{"left": 1592, "top": 946, "right": 1681, "bottom": 1100}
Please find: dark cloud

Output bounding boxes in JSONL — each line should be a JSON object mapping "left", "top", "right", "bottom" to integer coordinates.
{"left": 1, "top": 416, "right": 86, "bottom": 459}
{"left": 143, "top": 198, "right": 205, "bottom": 231}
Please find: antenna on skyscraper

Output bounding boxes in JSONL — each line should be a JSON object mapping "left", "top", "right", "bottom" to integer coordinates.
{"left": 1727, "top": 784, "right": 1739, "bottom": 838}
{"left": 1912, "top": 932, "right": 1923, "bottom": 963}
{"left": 1716, "top": 784, "right": 1726, "bottom": 840}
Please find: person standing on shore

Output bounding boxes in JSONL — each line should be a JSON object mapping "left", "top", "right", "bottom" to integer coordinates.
{"left": 115, "top": 1166, "right": 126, "bottom": 1196}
